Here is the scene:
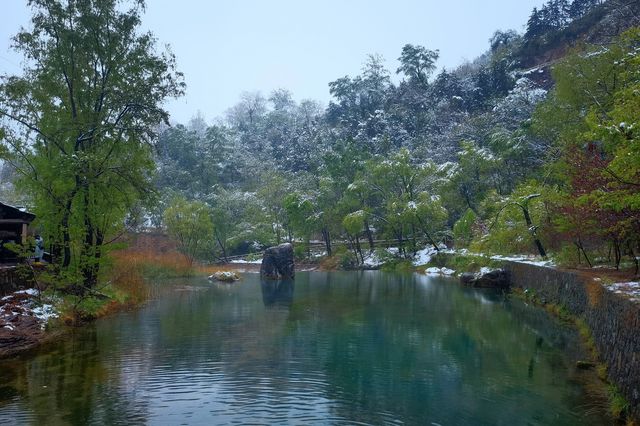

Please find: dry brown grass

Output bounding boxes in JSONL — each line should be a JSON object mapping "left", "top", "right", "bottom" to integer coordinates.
{"left": 106, "top": 232, "right": 234, "bottom": 306}
{"left": 106, "top": 249, "right": 194, "bottom": 307}
{"left": 111, "top": 249, "right": 194, "bottom": 277}
{"left": 196, "top": 264, "right": 233, "bottom": 275}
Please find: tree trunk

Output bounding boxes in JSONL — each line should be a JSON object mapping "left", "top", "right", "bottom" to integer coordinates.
{"left": 628, "top": 241, "right": 638, "bottom": 276}
{"left": 395, "top": 229, "right": 405, "bottom": 258}
{"left": 522, "top": 207, "right": 546, "bottom": 258}
{"left": 322, "top": 227, "right": 332, "bottom": 257}
{"left": 410, "top": 224, "right": 418, "bottom": 255}
{"left": 61, "top": 203, "right": 73, "bottom": 268}
{"left": 416, "top": 216, "right": 439, "bottom": 251}
{"left": 575, "top": 239, "right": 592, "bottom": 267}
{"left": 80, "top": 193, "right": 102, "bottom": 290}
{"left": 346, "top": 234, "right": 359, "bottom": 265}
{"left": 84, "top": 229, "right": 104, "bottom": 290}
{"left": 613, "top": 239, "right": 621, "bottom": 270}
{"left": 215, "top": 233, "right": 228, "bottom": 262}
{"left": 275, "top": 225, "right": 281, "bottom": 245}
{"left": 364, "top": 220, "right": 375, "bottom": 253}
{"left": 576, "top": 243, "right": 582, "bottom": 265}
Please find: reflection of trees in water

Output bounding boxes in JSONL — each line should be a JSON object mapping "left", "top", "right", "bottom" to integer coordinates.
{"left": 0, "top": 273, "right": 609, "bottom": 424}
{"left": 0, "top": 327, "right": 151, "bottom": 424}
{"left": 277, "top": 272, "right": 605, "bottom": 424}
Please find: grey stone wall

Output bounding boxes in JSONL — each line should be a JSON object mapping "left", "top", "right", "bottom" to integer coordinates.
{"left": 504, "top": 262, "right": 640, "bottom": 420}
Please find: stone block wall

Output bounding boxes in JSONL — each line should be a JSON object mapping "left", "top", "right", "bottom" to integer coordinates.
{"left": 505, "top": 262, "right": 640, "bottom": 420}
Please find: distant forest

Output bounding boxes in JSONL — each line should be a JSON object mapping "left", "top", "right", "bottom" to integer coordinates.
{"left": 1, "top": 0, "right": 639, "bottom": 275}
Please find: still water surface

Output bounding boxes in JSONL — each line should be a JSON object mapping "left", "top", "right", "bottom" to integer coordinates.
{"left": 0, "top": 272, "right": 608, "bottom": 425}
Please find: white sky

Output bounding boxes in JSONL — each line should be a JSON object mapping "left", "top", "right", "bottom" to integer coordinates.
{"left": 1, "top": 0, "right": 546, "bottom": 124}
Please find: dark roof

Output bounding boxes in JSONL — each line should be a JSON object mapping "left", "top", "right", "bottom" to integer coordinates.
{"left": 0, "top": 202, "right": 36, "bottom": 223}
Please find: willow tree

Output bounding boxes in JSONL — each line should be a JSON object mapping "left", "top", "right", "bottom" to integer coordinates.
{"left": 0, "top": 0, "right": 184, "bottom": 291}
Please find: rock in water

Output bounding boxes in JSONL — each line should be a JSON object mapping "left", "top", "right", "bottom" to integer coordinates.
{"left": 260, "top": 243, "right": 295, "bottom": 280}
{"left": 460, "top": 269, "right": 510, "bottom": 289}
{"left": 208, "top": 271, "right": 240, "bottom": 283}
{"left": 460, "top": 272, "right": 476, "bottom": 285}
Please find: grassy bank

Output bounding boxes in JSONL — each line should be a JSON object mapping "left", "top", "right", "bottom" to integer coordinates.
{"left": 421, "top": 252, "right": 503, "bottom": 273}
{"left": 56, "top": 249, "right": 208, "bottom": 324}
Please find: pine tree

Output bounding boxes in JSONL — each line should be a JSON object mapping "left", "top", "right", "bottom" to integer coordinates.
{"left": 525, "top": 8, "right": 546, "bottom": 41}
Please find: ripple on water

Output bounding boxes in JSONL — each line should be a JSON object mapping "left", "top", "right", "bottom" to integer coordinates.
{"left": 0, "top": 272, "right": 611, "bottom": 425}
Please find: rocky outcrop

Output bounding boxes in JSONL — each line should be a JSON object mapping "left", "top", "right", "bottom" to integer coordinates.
{"left": 260, "top": 243, "right": 295, "bottom": 280}
{"left": 208, "top": 271, "right": 240, "bottom": 283}
{"left": 460, "top": 269, "right": 511, "bottom": 289}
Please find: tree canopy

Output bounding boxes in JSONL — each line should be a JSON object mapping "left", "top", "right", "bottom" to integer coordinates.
{"left": 0, "top": 0, "right": 184, "bottom": 289}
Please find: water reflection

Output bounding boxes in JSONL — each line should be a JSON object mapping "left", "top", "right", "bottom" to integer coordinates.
{"left": 260, "top": 279, "right": 295, "bottom": 308}
{"left": 0, "top": 272, "right": 610, "bottom": 425}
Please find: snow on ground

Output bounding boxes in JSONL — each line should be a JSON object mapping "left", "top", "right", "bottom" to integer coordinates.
{"left": 490, "top": 255, "right": 555, "bottom": 267}
{"left": 424, "top": 267, "right": 456, "bottom": 276}
{"left": 413, "top": 247, "right": 438, "bottom": 266}
{"left": 15, "top": 288, "right": 39, "bottom": 296}
{"left": 603, "top": 282, "right": 640, "bottom": 302}
{"left": 230, "top": 259, "right": 262, "bottom": 264}
{"left": 363, "top": 248, "right": 400, "bottom": 268}
{"left": 31, "top": 304, "right": 58, "bottom": 323}
{"left": 0, "top": 289, "right": 59, "bottom": 330}
{"left": 363, "top": 251, "right": 384, "bottom": 268}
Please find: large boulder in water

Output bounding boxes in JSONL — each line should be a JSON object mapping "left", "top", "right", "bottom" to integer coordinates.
{"left": 461, "top": 269, "right": 510, "bottom": 289}
{"left": 260, "top": 243, "right": 295, "bottom": 280}
{"left": 460, "top": 272, "right": 476, "bottom": 285}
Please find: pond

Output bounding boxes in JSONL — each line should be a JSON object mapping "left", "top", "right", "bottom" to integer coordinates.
{"left": 0, "top": 271, "right": 609, "bottom": 425}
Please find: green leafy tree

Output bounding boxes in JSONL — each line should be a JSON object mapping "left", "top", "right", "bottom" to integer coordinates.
{"left": 0, "top": 0, "right": 184, "bottom": 290}
{"left": 397, "top": 44, "right": 439, "bottom": 88}
{"left": 480, "top": 182, "right": 551, "bottom": 257}
{"left": 283, "top": 192, "right": 317, "bottom": 256}
{"left": 208, "top": 189, "right": 272, "bottom": 261}
{"left": 353, "top": 149, "right": 446, "bottom": 256}
{"left": 530, "top": 28, "right": 640, "bottom": 267}
{"left": 343, "top": 210, "right": 366, "bottom": 264}
{"left": 439, "top": 141, "right": 498, "bottom": 218}
{"left": 163, "top": 197, "right": 213, "bottom": 265}
{"left": 453, "top": 209, "right": 478, "bottom": 248}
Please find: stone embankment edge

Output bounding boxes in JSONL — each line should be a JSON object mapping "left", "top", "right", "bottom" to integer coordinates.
{"left": 503, "top": 262, "right": 639, "bottom": 421}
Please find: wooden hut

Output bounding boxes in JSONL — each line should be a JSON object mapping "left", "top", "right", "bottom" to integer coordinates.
{"left": 0, "top": 202, "right": 36, "bottom": 263}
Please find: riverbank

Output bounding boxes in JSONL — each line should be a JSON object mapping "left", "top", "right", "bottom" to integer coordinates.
{"left": 0, "top": 289, "right": 62, "bottom": 358}
{"left": 503, "top": 261, "right": 640, "bottom": 423}
{"left": 0, "top": 270, "right": 611, "bottom": 424}
{"left": 0, "top": 245, "right": 272, "bottom": 358}
{"left": 217, "top": 262, "right": 319, "bottom": 274}
{"left": 418, "top": 250, "right": 639, "bottom": 423}
{"left": 2, "top": 245, "right": 638, "bottom": 422}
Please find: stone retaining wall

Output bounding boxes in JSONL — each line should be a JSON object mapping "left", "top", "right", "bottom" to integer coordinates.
{"left": 504, "top": 262, "right": 640, "bottom": 420}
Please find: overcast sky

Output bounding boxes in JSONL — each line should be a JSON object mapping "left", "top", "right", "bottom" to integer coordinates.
{"left": 1, "top": 0, "right": 546, "bottom": 124}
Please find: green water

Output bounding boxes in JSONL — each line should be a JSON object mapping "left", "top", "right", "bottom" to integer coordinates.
{"left": 0, "top": 272, "right": 609, "bottom": 425}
